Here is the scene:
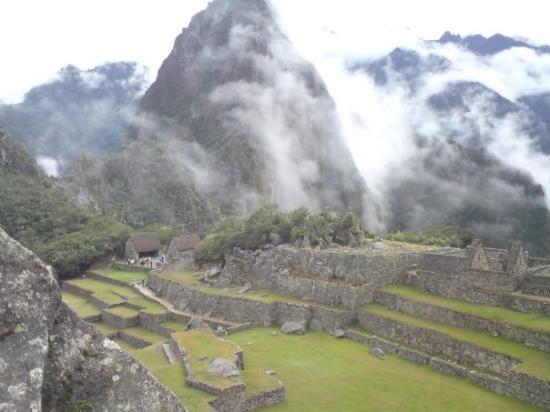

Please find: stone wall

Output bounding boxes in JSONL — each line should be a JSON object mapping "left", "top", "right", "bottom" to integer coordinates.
{"left": 117, "top": 331, "right": 152, "bottom": 349}
{"left": 357, "top": 310, "right": 520, "bottom": 375}
{"left": 101, "top": 310, "right": 139, "bottom": 329}
{"left": 345, "top": 328, "right": 550, "bottom": 409}
{"left": 223, "top": 246, "right": 421, "bottom": 307}
{"left": 112, "top": 262, "right": 151, "bottom": 272}
{"left": 147, "top": 274, "right": 356, "bottom": 331}
{"left": 402, "top": 271, "right": 550, "bottom": 315}
{"left": 86, "top": 270, "right": 129, "bottom": 287}
{"left": 521, "top": 273, "right": 550, "bottom": 297}
{"left": 244, "top": 385, "right": 286, "bottom": 411}
{"left": 374, "top": 291, "right": 550, "bottom": 352}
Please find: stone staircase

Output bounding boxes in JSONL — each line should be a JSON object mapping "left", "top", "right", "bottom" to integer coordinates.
{"left": 347, "top": 284, "right": 550, "bottom": 409}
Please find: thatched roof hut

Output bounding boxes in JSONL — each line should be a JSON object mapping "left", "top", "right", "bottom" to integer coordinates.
{"left": 125, "top": 233, "right": 161, "bottom": 259}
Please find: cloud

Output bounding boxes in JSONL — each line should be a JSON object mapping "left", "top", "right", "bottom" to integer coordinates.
{"left": 36, "top": 156, "right": 60, "bottom": 176}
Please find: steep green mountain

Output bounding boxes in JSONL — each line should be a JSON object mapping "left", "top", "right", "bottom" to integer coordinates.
{"left": 62, "top": 0, "right": 368, "bottom": 230}
{"left": 0, "top": 128, "right": 129, "bottom": 278}
{"left": 0, "top": 62, "right": 147, "bottom": 172}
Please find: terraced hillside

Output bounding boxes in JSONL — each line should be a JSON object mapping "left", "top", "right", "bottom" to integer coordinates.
{"left": 62, "top": 267, "right": 285, "bottom": 411}
{"left": 63, "top": 266, "right": 540, "bottom": 411}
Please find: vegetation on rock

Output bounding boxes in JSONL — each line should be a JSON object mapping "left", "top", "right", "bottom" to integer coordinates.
{"left": 385, "top": 224, "right": 475, "bottom": 248}
{"left": 0, "top": 129, "right": 130, "bottom": 278}
{"left": 194, "top": 204, "right": 364, "bottom": 264}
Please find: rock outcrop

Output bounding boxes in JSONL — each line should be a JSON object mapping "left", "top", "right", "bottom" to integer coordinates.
{"left": 0, "top": 227, "right": 185, "bottom": 411}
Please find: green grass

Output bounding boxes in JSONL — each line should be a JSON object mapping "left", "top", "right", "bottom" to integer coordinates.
{"left": 241, "top": 368, "right": 280, "bottom": 395}
{"left": 104, "top": 306, "right": 140, "bottom": 319}
{"left": 64, "top": 277, "right": 167, "bottom": 314}
{"left": 363, "top": 304, "right": 550, "bottom": 380}
{"left": 123, "top": 327, "right": 167, "bottom": 344}
{"left": 129, "top": 297, "right": 167, "bottom": 314}
{"left": 93, "top": 268, "right": 149, "bottom": 284}
{"left": 93, "top": 322, "right": 119, "bottom": 336}
{"left": 230, "top": 328, "right": 537, "bottom": 412}
{"left": 62, "top": 292, "right": 101, "bottom": 318}
{"left": 133, "top": 343, "right": 213, "bottom": 412}
{"left": 159, "top": 270, "right": 344, "bottom": 308}
{"left": 112, "top": 338, "right": 140, "bottom": 352}
{"left": 383, "top": 284, "right": 550, "bottom": 333}
{"left": 173, "top": 329, "right": 242, "bottom": 389}
{"left": 162, "top": 321, "right": 188, "bottom": 332}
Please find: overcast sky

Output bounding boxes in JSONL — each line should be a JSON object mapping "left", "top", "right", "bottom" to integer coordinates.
{"left": 1, "top": 0, "right": 549, "bottom": 103}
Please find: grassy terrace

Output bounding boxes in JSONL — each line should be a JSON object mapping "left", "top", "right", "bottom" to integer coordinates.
{"left": 162, "top": 321, "right": 189, "bottom": 332}
{"left": 122, "top": 327, "right": 167, "bottom": 344}
{"left": 158, "top": 270, "right": 346, "bottom": 311}
{"left": 363, "top": 304, "right": 550, "bottom": 380}
{"left": 93, "top": 268, "right": 149, "bottom": 284}
{"left": 231, "top": 328, "right": 535, "bottom": 412}
{"left": 62, "top": 292, "right": 101, "bottom": 318}
{"left": 133, "top": 343, "right": 213, "bottom": 412}
{"left": 173, "top": 329, "right": 242, "bottom": 389}
{"left": 112, "top": 338, "right": 140, "bottom": 352}
{"left": 65, "top": 277, "right": 167, "bottom": 314}
{"left": 382, "top": 284, "right": 550, "bottom": 333}
{"left": 93, "top": 321, "right": 119, "bottom": 336}
{"left": 104, "top": 305, "right": 140, "bottom": 319}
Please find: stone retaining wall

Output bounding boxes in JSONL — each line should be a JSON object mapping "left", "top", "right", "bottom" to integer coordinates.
{"left": 147, "top": 274, "right": 355, "bottom": 331}
{"left": 244, "top": 385, "right": 286, "bottom": 411}
{"left": 374, "top": 291, "right": 550, "bottom": 352}
{"left": 357, "top": 310, "right": 520, "bottom": 375}
{"left": 402, "top": 271, "right": 550, "bottom": 315}
{"left": 86, "top": 271, "right": 128, "bottom": 287}
{"left": 112, "top": 262, "right": 150, "bottom": 273}
{"left": 521, "top": 274, "right": 550, "bottom": 297}
{"left": 223, "top": 247, "right": 420, "bottom": 307}
{"left": 117, "top": 331, "right": 151, "bottom": 349}
{"left": 345, "top": 329, "right": 550, "bottom": 409}
{"left": 101, "top": 310, "right": 139, "bottom": 329}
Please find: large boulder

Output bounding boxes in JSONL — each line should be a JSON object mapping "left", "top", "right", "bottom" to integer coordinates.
{"left": 281, "top": 321, "right": 306, "bottom": 335}
{"left": 0, "top": 227, "right": 185, "bottom": 411}
{"left": 207, "top": 358, "right": 241, "bottom": 378}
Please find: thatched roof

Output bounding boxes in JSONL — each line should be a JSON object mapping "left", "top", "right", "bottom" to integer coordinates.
{"left": 171, "top": 234, "right": 201, "bottom": 252}
{"left": 129, "top": 233, "right": 161, "bottom": 253}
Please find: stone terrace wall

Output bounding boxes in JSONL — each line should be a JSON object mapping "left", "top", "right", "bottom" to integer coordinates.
{"left": 346, "top": 328, "right": 550, "bottom": 409}
{"left": 224, "top": 246, "right": 421, "bottom": 307}
{"left": 147, "top": 274, "right": 355, "bottom": 331}
{"left": 402, "top": 271, "right": 550, "bottom": 315}
{"left": 244, "top": 385, "right": 286, "bottom": 411}
{"left": 358, "top": 310, "right": 520, "bottom": 375}
{"left": 374, "top": 290, "right": 550, "bottom": 352}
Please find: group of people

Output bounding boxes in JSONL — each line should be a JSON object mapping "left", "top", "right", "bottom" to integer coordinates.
{"left": 126, "top": 255, "right": 167, "bottom": 269}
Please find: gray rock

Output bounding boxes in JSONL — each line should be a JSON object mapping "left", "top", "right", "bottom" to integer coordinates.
{"left": 0, "top": 227, "right": 185, "bottom": 412}
{"left": 370, "top": 347, "right": 387, "bottom": 359}
{"left": 187, "top": 316, "right": 208, "bottom": 331}
{"left": 309, "top": 319, "right": 323, "bottom": 332}
{"left": 281, "top": 321, "right": 306, "bottom": 335}
{"left": 207, "top": 358, "right": 241, "bottom": 378}
{"left": 330, "top": 329, "right": 345, "bottom": 339}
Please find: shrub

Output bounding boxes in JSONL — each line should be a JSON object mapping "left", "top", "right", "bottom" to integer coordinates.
{"left": 194, "top": 205, "right": 364, "bottom": 265}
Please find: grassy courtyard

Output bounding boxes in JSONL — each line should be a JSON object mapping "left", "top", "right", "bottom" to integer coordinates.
{"left": 93, "top": 268, "right": 149, "bottom": 284}
{"left": 230, "top": 328, "right": 537, "bottom": 412}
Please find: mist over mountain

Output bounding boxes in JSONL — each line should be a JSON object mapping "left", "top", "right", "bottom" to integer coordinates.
{"left": 64, "top": 0, "right": 368, "bottom": 230}
{"left": 0, "top": 62, "right": 148, "bottom": 174}
{"left": 436, "top": 31, "right": 550, "bottom": 56}
{"left": 337, "top": 31, "right": 550, "bottom": 253}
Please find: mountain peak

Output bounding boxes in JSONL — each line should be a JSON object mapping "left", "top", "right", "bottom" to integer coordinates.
{"left": 436, "top": 31, "right": 550, "bottom": 55}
